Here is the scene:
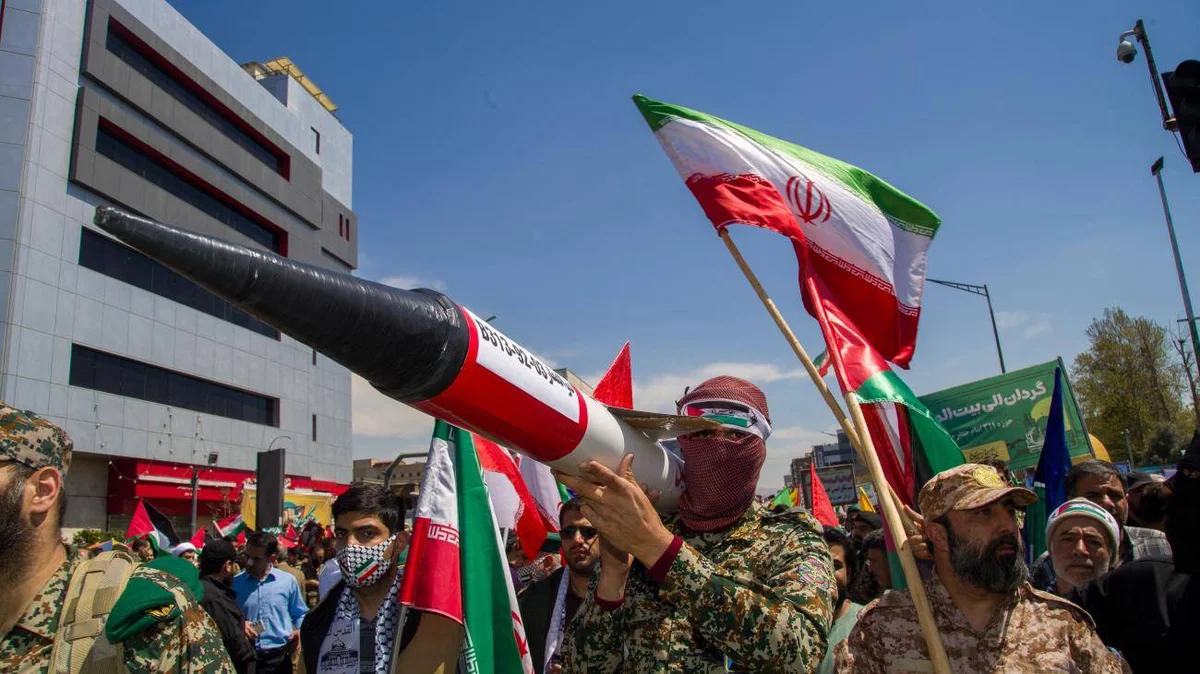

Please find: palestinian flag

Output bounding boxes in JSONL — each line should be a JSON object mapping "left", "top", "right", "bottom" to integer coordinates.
{"left": 633, "top": 95, "right": 941, "bottom": 367}
{"left": 126, "top": 499, "right": 180, "bottom": 552}
{"left": 399, "top": 420, "right": 534, "bottom": 674}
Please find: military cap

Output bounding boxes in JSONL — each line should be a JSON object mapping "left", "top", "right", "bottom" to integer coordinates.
{"left": 0, "top": 403, "right": 72, "bottom": 474}
{"left": 918, "top": 463, "right": 1035, "bottom": 521}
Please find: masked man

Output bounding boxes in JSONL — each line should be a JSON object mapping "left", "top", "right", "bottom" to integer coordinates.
{"left": 559, "top": 376, "right": 835, "bottom": 672}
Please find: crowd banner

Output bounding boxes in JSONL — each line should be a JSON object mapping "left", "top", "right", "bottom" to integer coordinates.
{"left": 918, "top": 358, "right": 1095, "bottom": 471}
{"left": 799, "top": 465, "right": 857, "bottom": 508}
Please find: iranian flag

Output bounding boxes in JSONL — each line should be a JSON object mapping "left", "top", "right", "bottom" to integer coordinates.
{"left": 399, "top": 420, "right": 533, "bottom": 674}
{"left": 634, "top": 95, "right": 962, "bottom": 504}
{"left": 633, "top": 95, "right": 940, "bottom": 367}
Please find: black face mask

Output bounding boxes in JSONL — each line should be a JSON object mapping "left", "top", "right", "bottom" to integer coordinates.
{"left": 1167, "top": 472, "right": 1200, "bottom": 573}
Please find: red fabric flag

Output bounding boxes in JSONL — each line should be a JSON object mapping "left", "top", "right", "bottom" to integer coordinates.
{"left": 592, "top": 342, "right": 633, "bottom": 408}
{"left": 189, "top": 526, "right": 207, "bottom": 549}
{"left": 475, "top": 435, "right": 549, "bottom": 560}
{"left": 808, "top": 462, "right": 838, "bottom": 528}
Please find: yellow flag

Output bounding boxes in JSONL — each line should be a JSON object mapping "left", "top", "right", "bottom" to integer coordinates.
{"left": 857, "top": 486, "right": 876, "bottom": 513}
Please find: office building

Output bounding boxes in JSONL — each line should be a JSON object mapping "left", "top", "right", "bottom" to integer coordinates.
{"left": 0, "top": 0, "right": 356, "bottom": 532}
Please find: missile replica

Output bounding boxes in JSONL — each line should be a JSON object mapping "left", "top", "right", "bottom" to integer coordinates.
{"left": 93, "top": 207, "right": 715, "bottom": 512}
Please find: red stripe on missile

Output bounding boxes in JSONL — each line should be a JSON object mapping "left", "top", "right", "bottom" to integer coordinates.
{"left": 414, "top": 308, "right": 587, "bottom": 463}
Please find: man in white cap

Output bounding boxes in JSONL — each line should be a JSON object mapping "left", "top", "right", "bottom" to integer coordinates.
{"left": 1045, "top": 498, "right": 1120, "bottom": 596}
{"left": 171, "top": 542, "right": 199, "bottom": 566}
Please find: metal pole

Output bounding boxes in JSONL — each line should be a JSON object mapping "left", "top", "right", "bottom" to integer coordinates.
{"left": 1152, "top": 158, "right": 1200, "bottom": 372}
{"left": 1133, "top": 19, "right": 1178, "bottom": 131}
{"left": 1123, "top": 429, "right": 1136, "bottom": 469}
{"left": 983, "top": 284, "right": 1007, "bottom": 374}
{"left": 189, "top": 466, "right": 199, "bottom": 537}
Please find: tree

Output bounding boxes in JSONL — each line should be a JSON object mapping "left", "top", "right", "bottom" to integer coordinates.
{"left": 1073, "top": 308, "right": 1189, "bottom": 466}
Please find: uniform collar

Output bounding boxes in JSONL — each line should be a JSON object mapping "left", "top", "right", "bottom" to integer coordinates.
{"left": 15, "top": 546, "right": 79, "bottom": 640}
{"left": 927, "top": 569, "right": 1026, "bottom": 645}
{"left": 670, "top": 500, "right": 765, "bottom": 541}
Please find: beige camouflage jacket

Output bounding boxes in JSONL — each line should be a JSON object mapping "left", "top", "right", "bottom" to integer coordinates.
{"left": 834, "top": 570, "right": 1127, "bottom": 673}
{"left": 0, "top": 547, "right": 234, "bottom": 673}
{"left": 563, "top": 502, "right": 835, "bottom": 673}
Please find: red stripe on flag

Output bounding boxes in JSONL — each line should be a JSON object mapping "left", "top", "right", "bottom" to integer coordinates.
{"left": 684, "top": 173, "right": 803, "bottom": 240}
{"left": 798, "top": 241, "right": 921, "bottom": 369}
{"left": 398, "top": 517, "right": 463, "bottom": 623}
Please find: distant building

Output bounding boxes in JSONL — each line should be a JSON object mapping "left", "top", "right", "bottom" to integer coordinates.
{"left": 353, "top": 458, "right": 424, "bottom": 511}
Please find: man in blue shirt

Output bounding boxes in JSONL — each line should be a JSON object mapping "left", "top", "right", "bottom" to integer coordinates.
{"left": 234, "top": 532, "right": 308, "bottom": 674}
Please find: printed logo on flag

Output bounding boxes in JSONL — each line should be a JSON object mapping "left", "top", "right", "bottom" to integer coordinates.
{"left": 786, "top": 175, "right": 832, "bottom": 225}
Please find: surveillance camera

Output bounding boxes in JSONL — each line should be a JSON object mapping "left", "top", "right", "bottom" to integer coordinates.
{"left": 1117, "top": 40, "right": 1137, "bottom": 64}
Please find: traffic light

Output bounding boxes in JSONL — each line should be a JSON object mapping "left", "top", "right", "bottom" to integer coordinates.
{"left": 1163, "top": 60, "right": 1200, "bottom": 172}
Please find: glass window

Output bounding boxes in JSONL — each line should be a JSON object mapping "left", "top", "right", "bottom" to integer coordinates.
{"left": 79, "top": 227, "right": 279, "bottom": 340}
{"left": 95, "top": 124, "right": 281, "bottom": 252}
{"left": 106, "top": 23, "right": 286, "bottom": 175}
{"left": 69, "top": 344, "right": 278, "bottom": 427}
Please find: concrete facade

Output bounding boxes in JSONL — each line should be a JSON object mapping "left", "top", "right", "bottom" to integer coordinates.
{"left": 0, "top": 0, "right": 357, "bottom": 529}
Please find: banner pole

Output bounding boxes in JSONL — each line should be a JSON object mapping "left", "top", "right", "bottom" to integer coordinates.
{"left": 718, "top": 229, "right": 949, "bottom": 673}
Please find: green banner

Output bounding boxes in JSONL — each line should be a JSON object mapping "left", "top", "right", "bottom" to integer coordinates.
{"left": 918, "top": 359, "right": 1095, "bottom": 471}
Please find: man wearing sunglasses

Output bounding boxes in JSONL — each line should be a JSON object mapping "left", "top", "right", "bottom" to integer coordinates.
{"left": 519, "top": 497, "right": 601, "bottom": 673}
{"left": 558, "top": 376, "right": 835, "bottom": 673}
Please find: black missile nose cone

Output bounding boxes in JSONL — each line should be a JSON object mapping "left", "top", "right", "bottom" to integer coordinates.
{"left": 92, "top": 207, "right": 468, "bottom": 402}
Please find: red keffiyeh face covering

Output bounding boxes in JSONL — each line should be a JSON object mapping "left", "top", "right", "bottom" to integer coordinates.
{"left": 676, "top": 376, "right": 770, "bottom": 532}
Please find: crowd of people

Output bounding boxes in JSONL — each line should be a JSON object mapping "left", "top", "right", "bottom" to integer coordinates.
{"left": 1, "top": 374, "right": 1196, "bottom": 672}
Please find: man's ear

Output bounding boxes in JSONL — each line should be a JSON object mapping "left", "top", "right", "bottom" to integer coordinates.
{"left": 925, "top": 519, "right": 950, "bottom": 554}
{"left": 27, "top": 467, "right": 63, "bottom": 521}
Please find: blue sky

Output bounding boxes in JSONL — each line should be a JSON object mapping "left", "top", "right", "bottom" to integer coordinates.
{"left": 174, "top": 0, "right": 1200, "bottom": 489}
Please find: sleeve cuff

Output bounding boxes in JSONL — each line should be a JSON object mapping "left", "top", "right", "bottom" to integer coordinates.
{"left": 647, "top": 535, "right": 685, "bottom": 583}
{"left": 592, "top": 593, "right": 625, "bottom": 612}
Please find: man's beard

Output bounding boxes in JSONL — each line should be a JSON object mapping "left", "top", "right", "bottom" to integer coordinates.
{"left": 0, "top": 474, "right": 35, "bottom": 580}
{"left": 566, "top": 552, "right": 598, "bottom": 577}
{"left": 836, "top": 581, "right": 848, "bottom": 610}
{"left": 946, "top": 522, "right": 1027, "bottom": 594}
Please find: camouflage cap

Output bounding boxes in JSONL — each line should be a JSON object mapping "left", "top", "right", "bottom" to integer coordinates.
{"left": 918, "top": 463, "right": 1036, "bottom": 521}
{"left": 0, "top": 403, "right": 72, "bottom": 475}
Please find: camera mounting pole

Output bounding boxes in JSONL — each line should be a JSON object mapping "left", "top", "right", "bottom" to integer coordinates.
{"left": 1126, "top": 20, "right": 1177, "bottom": 131}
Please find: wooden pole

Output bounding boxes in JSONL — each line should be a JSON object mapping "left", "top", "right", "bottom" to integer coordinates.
{"left": 845, "top": 394, "right": 952, "bottom": 673}
{"left": 718, "top": 229, "right": 950, "bottom": 673}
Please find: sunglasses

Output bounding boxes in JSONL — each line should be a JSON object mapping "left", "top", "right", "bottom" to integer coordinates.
{"left": 561, "top": 526, "right": 598, "bottom": 540}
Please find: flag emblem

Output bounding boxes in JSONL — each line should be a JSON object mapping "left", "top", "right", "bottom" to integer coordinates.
{"left": 786, "top": 175, "right": 832, "bottom": 225}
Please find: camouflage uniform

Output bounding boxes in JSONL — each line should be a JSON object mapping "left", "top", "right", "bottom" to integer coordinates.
{"left": 562, "top": 501, "right": 835, "bottom": 673}
{"left": 0, "top": 546, "right": 235, "bottom": 673}
{"left": 0, "top": 403, "right": 233, "bottom": 672}
{"left": 833, "top": 570, "right": 1125, "bottom": 673}
{"left": 834, "top": 464, "right": 1125, "bottom": 673}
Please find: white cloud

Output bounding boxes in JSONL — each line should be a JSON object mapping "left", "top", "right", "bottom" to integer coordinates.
{"left": 633, "top": 362, "right": 808, "bottom": 413}
{"left": 350, "top": 374, "right": 436, "bottom": 439}
{"left": 995, "top": 311, "right": 1030, "bottom": 329}
{"left": 1023, "top": 320, "right": 1052, "bottom": 339}
{"left": 379, "top": 275, "right": 447, "bottom": 292}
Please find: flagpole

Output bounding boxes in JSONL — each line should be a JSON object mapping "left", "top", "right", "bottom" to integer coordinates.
{"left": 718, "top": 229, "right": 950, "bottom": 674}
{"left": 718, "top": 231, "right": 916, "bottom": 528}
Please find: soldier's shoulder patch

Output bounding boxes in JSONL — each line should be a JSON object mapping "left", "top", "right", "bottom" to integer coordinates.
{"left": 795, "top": 554, "right": 834, "bottom": 595}
{"left": 1026, "top": 586, "right": 1095, "bottom": 627}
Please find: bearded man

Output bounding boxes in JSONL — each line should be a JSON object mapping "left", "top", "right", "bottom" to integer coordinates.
{"left": 835, "top": 464, "right": 1124, "bottom": 672}
{"left": 559, "top": 376, "right": 835, "bottom": 673}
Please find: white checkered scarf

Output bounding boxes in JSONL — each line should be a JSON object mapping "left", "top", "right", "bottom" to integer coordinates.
{"left": 328, "top": 564, "right": 406, "bottom": 674}
{"left": 676, "top": 376, "right": 769, "bottom": 532}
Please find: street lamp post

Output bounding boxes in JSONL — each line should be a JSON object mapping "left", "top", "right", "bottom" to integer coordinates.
{"left": 927, "top": 278, "right": 1007, "bottom": 373}
{"left": 1151, "top": 158, "right": 1200, "bottom": 377}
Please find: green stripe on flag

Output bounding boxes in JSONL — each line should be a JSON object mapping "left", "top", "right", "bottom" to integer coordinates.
{"left": 853, "top": 370, "right": 962, "bottom": 476}
{"left": 703, "top": 414, "right": 752, "bottom": 428}
{"left": 632, "top": 95, "right": 941, "bottom": 236}
{"left": 452, "top": 426, "right": 528, "bottom": 673}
